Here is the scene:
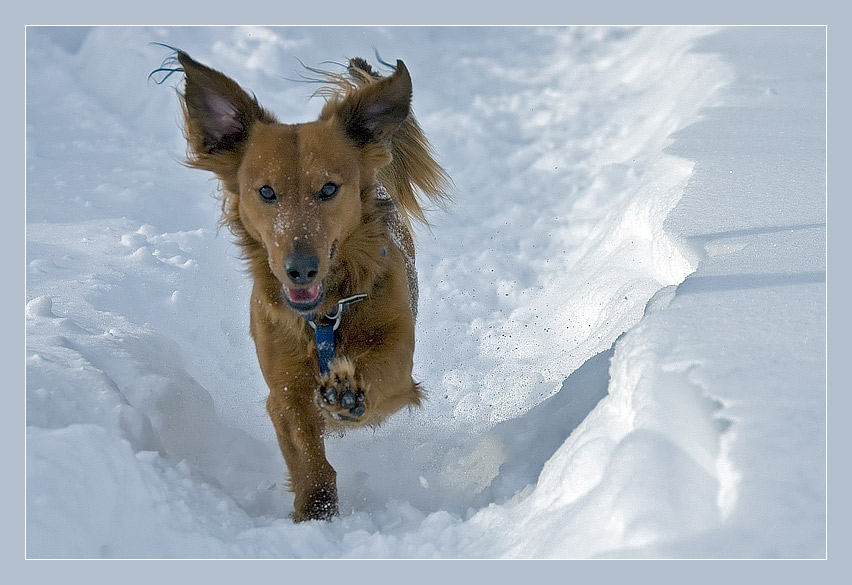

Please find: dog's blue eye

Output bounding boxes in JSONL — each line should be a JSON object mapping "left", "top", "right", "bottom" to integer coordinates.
{"left": 318, "top": 182, "right": 339, "bottom": 201}
{"left": 258, "top": 185, "right": 277, "bottom": 202}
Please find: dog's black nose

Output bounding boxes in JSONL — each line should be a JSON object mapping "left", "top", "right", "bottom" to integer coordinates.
{"left": 285, "top": 251, "right": 320, "bottom": 285}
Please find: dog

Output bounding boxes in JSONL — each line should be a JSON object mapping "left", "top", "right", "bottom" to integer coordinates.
{"left": 167, "top": 50, "right": 449, "bottom": 521}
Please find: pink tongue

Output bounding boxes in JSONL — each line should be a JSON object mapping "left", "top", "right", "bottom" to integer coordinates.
{"left": 287, "top": 285, "right": 319, "bottom": 303}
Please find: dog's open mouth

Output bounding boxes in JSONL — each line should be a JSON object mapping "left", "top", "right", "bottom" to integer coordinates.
{"left": 284, "top": 284, "right": 324, "bottom": 313}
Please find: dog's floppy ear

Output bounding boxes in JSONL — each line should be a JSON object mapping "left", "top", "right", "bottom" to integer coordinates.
{"left": 178, "top": 51, "right": 274, "bottom": 163}
{"left": 334, "top": 60, "right": 412, "bottom": 146}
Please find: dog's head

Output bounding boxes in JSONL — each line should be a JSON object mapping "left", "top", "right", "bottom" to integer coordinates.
{"left": 176, "top": 51, "right": 411, "bottom": 315}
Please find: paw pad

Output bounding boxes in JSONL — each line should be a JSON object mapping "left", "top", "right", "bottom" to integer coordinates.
{"left": 317, "top": 360, "right": 367, "bottom": 422}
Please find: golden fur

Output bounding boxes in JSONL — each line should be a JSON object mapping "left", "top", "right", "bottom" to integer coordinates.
{"left": 175, "top": 51, "right": 448, "bottom": 521}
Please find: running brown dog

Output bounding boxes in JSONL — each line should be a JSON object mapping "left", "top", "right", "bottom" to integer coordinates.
{"left": 170, "top": 51, "right": 448, "bottom": 521}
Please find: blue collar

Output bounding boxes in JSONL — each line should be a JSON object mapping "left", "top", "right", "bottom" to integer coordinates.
{"left": 306, "top": 294, "right": 368, "bottom": 374}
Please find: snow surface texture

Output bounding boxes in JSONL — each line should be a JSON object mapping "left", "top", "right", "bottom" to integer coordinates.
{"left": 25, "top": 26, "right": 825, "bottom": 558}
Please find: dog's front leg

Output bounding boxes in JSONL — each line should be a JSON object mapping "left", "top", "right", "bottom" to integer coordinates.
{"left": 316, "top": 331, "right": 422, "bottom": 428}
{"left": 266, "top": 385, "right": 338, "bottom": 522}
{"left": 251, "top": 299, "right": 339, "bottom": 522}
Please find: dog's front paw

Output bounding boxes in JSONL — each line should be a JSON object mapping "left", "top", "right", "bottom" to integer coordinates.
{"left": 292, "top": 482, "right": 338, "bottom": 522}
{"left": 316, "top": 357, "right": 367, "bottom": 422}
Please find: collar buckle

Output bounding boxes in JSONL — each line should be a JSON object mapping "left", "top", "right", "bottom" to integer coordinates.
{"left": 306, "top": 293, "right": 368, "bottom": 374}
{"left": 307, "top": 293, "right": 368, "bottom": 331}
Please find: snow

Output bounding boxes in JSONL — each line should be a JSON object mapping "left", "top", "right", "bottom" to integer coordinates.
{"left": 24, "top": 24, "right": 827, "bottom": 563}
